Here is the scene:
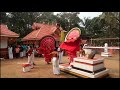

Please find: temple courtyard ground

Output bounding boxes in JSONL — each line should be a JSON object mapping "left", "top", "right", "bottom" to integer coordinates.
{"left": 1, "top": 54, "right": 119, "bottom": 78}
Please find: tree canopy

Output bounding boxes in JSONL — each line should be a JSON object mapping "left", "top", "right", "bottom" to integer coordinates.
{"left": 1, "top": 12, "right": 119, "bottom": 39}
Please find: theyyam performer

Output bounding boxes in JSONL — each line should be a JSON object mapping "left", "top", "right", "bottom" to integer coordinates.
{"left": 60, "top": 27, "right": 81, "bottom": 68}
{"left": 38, "top": 36, "right": 56, "bottom": 64}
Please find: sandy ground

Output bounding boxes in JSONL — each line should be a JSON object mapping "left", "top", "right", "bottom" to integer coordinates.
{"left": 103, "top": 55, "right": 120, "bottom": 78}
{"left": 0, "top": 54, "right": 119, "bottom": 78}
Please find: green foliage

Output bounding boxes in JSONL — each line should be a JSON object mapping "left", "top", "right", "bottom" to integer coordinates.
{"left": 56, "top": 12, "right": 81, "bottom": 31}
{"left": 80, "top": 12, "right": 120, "bottom": 38}
{"left": 1, "top": 12, "right": 119, "bottom": 40}
{"left": 1, "top": 12, "right": 37, "bottom": 38}
{"left": 99, "top": 12, "right": 120, "bottom": 38}
{"left": 35, "top": 12, "right": 58, "bottom": 24}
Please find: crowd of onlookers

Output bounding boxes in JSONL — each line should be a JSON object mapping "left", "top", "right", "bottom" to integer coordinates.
{"left": 8, "top": 44, "right": 39, "bottom": 59}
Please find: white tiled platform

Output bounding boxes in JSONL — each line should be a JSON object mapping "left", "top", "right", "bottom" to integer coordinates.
{"left": 59, "top": 64, "right": 109, "bottom": 78}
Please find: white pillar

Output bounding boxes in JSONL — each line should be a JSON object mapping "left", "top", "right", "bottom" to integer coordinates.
{"left": 104, "top": 43, "right": 108, "bottom": 53}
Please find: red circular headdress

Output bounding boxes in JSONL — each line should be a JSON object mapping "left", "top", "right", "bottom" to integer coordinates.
{"left": 39, "top": 35, "right": 55, "bottom": 54}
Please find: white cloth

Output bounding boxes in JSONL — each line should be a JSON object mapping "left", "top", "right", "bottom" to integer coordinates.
{"left": 27, "top": 46, "right": 30, "bottom": 51}
{"left": 8, "top": 47, "right": 13, "bottom": 59}
{"left": 23, "top": 50, "right": 26, "bottom": 56}
{"left": 57, "top": 48, "right": 60, "bottom": 52}
{"left": 28, "top": 54, "right": 33, "bottom": 64}
{"left": 52, "top": 57, "right": 60, "bottom": 75}
{"left": 83, "top": 44, "right": 87, "bottom": 49}
{"left": 57, "top": 48, "right": 63, "bottom": 64}
{"left": 31, "top": 50, "right": 35, "bottom": 62}
{"left": 104, "top": 43, "right": 108, "bottom": 53}
{"left": 59, "top": 51, "right": 63, "bottom": 64}
{"left": 28, "top": 50, "right": 34, "bottom": 65}
{"left": 20, "top": 52, "right": 24, "bottom": 57}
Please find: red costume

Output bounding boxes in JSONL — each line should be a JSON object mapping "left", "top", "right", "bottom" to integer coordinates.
{"left": 59, "top": 27, "right": 81, "bottom": 64}
{"left": 60, "top": 38, "right": 81, "bottom": 63}
{"left": 38, "top": 36, "right": 55, "bottom": 64}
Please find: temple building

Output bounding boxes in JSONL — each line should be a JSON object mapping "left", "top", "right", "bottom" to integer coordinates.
{"left": 22, "top": 23, "right": 67, "bottom": 48}
{"left": 0, "top": 24, "right": 19, "bottom": 59}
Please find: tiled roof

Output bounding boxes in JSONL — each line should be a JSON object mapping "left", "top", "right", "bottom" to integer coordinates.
{"left": 0, "top": 24, "right": 19, "bottom": 37}
{"left": 22, "top": 23, "right": 62, "bottom": 41}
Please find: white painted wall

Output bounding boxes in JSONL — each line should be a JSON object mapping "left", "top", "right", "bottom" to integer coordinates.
{"left": 0, "top": 37, "right": 8, "bottom": 48}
